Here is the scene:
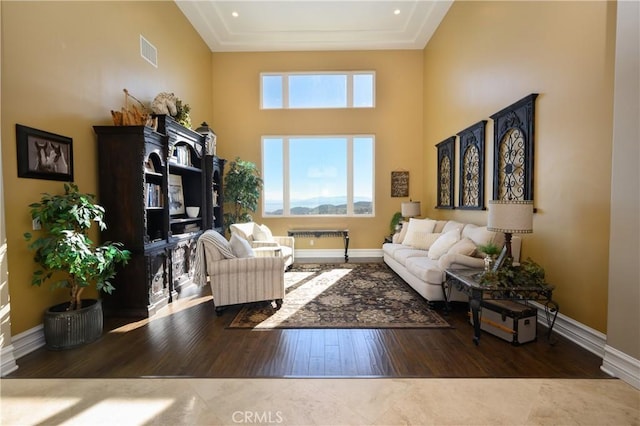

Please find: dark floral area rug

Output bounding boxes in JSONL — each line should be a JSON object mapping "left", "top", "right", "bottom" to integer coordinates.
{"left": 228, "top": 263, "right": 450, "bottom": 329}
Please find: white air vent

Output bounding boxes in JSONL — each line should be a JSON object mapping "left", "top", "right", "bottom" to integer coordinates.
{"left": 140, "top": 35, "right": 158, "bottom": 68}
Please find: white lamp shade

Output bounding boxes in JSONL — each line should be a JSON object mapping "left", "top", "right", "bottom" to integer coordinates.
{"left": 401, "top": 201, "right": 421, "bottom": 218}
{"left": 487, "top": 200, "right": 533, "bottom": 233}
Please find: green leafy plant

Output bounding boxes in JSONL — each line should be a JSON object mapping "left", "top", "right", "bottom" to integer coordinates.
{"left": 223, "top": 157, "right": 264, "bottom": 232}
{"left": 479, "top": 257, "right": 546, "bottom": 288}
{"left": 389, "top": 211, "right": 403, "bottom": 234}
{"left": 477, "top": 241, "right": 501, "bottom": 258}
{"left": 174, "top": 98, "right": 191, "bottom": 128}
{"left": 24, "top": 183, "right": 131, "bottom": 311}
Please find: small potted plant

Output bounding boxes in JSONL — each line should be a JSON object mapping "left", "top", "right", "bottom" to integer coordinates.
{"left": 24, "top": 183, "right": 130, "bottom": 350}
{"left": 477, "top": 241, "right": 501, "bottom": 271}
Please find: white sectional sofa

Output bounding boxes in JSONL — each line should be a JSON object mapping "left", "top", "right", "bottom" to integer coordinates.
{"left": 382, "top": 218, "right": 520, "bottom": 303}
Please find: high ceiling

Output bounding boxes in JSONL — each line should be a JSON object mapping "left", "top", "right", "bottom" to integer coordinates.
{"left": 176, "top": 1, "right": 453, "bottom": 52}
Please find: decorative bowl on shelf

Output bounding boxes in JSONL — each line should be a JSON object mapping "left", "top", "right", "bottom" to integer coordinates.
{"left": 186, "top": 206, "right": 200, "bottom": 218}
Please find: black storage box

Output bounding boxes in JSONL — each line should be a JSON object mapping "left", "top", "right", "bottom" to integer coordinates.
{"left": 470, "top": 300, "right": 537, "bottom": 345}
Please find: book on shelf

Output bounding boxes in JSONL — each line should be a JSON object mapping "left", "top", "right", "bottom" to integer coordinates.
{"left": 145, "top": 183, "right": 163, "bottom": 208}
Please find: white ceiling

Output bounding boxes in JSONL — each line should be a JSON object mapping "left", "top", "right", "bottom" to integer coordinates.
{"left": 176, "top": 1, "right": 453, "bottom": 52}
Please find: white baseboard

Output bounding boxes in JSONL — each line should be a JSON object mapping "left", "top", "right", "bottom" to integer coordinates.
{"left": 532, "top": 301, "right": 607, "bottom": 357}
{"left": 602, "top": 344, "right": 640, "bottom": 389}
{"left": 1, "top": 344, "right": 18, "bottom": 377}
{"left": 1, "top": 324, "right": 45, "bottom": 377}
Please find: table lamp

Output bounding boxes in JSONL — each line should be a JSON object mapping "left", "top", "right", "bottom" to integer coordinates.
{"left": 487, "top": 200, "right": 533, "bottom": 261}
{"left": 401, "top": 200, "right": 421, "bottom": 221}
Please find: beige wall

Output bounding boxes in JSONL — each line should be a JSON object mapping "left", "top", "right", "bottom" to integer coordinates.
{"left": 211, "top": 50, "right": 425, "bottom": 248}
{"left": 607, "top": 0, "right": 639, "bottom": 360}
{"left": 1, "top": 1, "right": 213, "bottom": 334}
{"left": 422, "top": 1, "right": 616, "bottom": 332}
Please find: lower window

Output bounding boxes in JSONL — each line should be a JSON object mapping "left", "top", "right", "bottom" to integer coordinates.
{"left": 262, "top": 135, "right": 374, "bottom": 217}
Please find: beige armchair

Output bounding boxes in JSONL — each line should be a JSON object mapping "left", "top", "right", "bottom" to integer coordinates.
{"left": 193, "top": 230, "right": 285, "bottom": 315}
{"left": 229, "top": 222, "right": 295, "bottom": 269}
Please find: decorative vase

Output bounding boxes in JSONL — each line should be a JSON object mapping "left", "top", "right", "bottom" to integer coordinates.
{"left": 43, "top": 299, "right": 103, "bottom": 350}
{"left": 484, "top": 256, "right": 493, "bottom": 272}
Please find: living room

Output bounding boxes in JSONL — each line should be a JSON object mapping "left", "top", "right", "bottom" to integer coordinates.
{"left": 1, "top": 0, "right": 637, "bottom": 403}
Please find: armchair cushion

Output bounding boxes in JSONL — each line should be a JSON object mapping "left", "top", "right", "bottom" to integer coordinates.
{"left": 230, "top": 233, "right": 255, "bottom": 258}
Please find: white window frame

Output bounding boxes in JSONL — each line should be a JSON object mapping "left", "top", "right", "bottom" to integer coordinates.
{"left": 261, "top": 135, "right": 375, "bottom": 217}
{"left": 260, "top": 71, "right": 376, "bottom": 109}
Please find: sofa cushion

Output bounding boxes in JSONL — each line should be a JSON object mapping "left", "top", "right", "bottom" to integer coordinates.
{"left": 428, "top": 229, "right": 461, "bottom": 260}
{"left": 433, "top": 220, "right": 449, "bottom": 233}
{"left": 405, "top": 257, "right": 446, "bottom": 284}
{"left": 447, "top": 237, "right": 477, "bottom": 257}
{"left": 230, "top": 222, "right": 256, "bottom": 242}
{"left": 442, "top": 220, "right": 465, "bottom": 234}
{"left": 230, "top": 233, "right": 255, "bottom": 258}
{"left": 402, "top": 218, "right": 436, "bottom": 246}
{"left": 393, "top": 247, "right": 430, "bottom": 266}
{"left": 411, "top": 232, "right": 442, "bottom": 250}
{"left": 462, "top": 224, "right": 501, "bottom": 250}
{"left": 382, "top": 242, "right": 407, "bottom": 257}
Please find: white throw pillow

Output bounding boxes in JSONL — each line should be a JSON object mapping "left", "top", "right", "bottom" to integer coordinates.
{"left": 230, "top": 233, "right": 255, "bottom": 258}
{"left": 428, "top": 230, "right": 461, "bottom": 259}
{"left": 411, "top": 232, "right": 442, "bottom": 250}
{"left": 402, "top": 218, "right": 436, "bottom": 247}
{"left": 463, "top": 224, "right": 498, "bottom": 247}
{"left": 447, "top": 237, "right": 477, "bottom": 257}
{"left": 253, "top": 224, "right": 274, "bottom": 241}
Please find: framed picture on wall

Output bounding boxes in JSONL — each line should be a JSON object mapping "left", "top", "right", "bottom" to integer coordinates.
{"left": 168, "top": 174, "right": 185, "bottom": 215}
{"left": 16, "top": 124, "right": 74, "bottom": 182}
{"left": 457, "top": 120, "right": 487, "bottom": 210}
{"left": 391, "top": 171, "right": 409, "bottom": 197}
{"left": 435, "top": 136, "right": 455, "bottom": 209}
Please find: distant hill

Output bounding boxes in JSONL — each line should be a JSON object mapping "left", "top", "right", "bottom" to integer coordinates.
{"left": 267, "top": 201, "right": 372, "bottom": 215}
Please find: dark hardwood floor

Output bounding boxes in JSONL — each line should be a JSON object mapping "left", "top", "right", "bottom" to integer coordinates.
{"left": 8, "top": 280, "right": 608, "bottom": 379}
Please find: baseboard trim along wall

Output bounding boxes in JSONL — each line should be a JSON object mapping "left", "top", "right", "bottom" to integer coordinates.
{"left": 602, "top": 344, "right": 640, "bottom": 390}
{"left": 4, "top": 257, "right": 639, "bottom": 390}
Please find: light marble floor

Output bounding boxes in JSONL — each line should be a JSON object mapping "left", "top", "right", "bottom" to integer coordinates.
{"left": 2, "top": 378, "right": 639, "bottom": 425}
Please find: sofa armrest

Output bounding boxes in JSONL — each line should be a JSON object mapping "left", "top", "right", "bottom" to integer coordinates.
{"left": 208, "top": 256, "right": 285, "bottom": 275}
{"left": 272, "top": 236, "right": 295, "bottom": 249}
{"left": 438, "top": 253, "right": 485, "bottom": 270}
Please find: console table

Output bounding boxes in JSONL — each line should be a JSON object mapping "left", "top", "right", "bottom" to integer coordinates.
{"left": 287, "top": 229, "right": 349, "bottom": 262}
{"left": 444, "top": 269, "right": 559, "bottom": 345}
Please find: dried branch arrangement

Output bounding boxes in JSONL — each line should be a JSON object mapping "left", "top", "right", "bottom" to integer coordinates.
{"left": 111, "top": 89, "right": 156, "bottom": 128}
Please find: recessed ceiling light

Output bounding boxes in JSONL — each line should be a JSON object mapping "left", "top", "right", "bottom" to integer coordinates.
{"left": 232, "top": 11, "right": 239, "bottom": 18}
{"left": 394, "top": 9, "right": 401, "bottom": 15}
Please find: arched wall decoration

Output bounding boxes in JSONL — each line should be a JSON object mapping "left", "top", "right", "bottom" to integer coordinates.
{"left": 457, "top": 120, "right": 487, "bottom": 210}
{"left": 490, "top": 93, "right": 538, "bottom": 201}
{"left": 436, "top": 136, "right": 455, "bottom": 209}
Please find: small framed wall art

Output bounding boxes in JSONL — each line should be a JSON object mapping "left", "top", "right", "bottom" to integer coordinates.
{"left": 16, "top": 124, "right": 74, "bottom": 182}
{"left": 168, "top": 174, "right": 185, "bottom": 215}
{"left": 391, "top": 170, "right": 409, "bottom": 197}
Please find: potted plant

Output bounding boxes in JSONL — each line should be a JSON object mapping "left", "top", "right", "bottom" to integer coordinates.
{"left": 389, "top": 211, "right": 403, "bottom": 235}
{"left": 223, "top": 157, "right": 263, "bottom": 233}
{"left": 24, "top": 183, "right": 130, "bottom": 350}
{"left": 477, "top": 241, "right": 501, "bottom": 271}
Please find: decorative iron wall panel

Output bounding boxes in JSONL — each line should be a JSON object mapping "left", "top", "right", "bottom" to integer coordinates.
{"left": 490, "top": 94, "right": 538, "bottom": 201}
{"left": 457, "top": 120, "right": 486, "bottom": 210}
{"left": 436, "top": 136, "right": 455, "bottom": 209}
